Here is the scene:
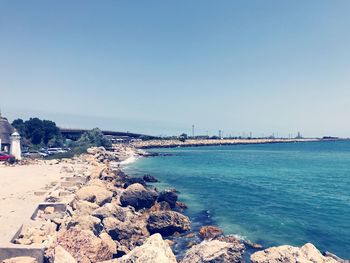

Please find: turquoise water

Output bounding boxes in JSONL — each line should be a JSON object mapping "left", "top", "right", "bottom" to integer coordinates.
{"left": 126, "top": 141, "right": 350, "bottom": 258}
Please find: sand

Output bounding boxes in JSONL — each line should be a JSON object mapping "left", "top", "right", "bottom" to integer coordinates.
{"left": 0, "top": 163, "right": 64, "bottom": 243}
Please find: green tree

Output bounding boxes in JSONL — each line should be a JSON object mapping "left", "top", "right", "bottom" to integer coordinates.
{"left": 19, "top": 117, "right": 62, "bottom": 146}
{"left": 24, "top": 118, "right": 45, "bottom": 145}
{"left": 42, "top": 120, "right": 60, "bottom": 145}
{"left": 77, "top": 128, "right": 112, "bottom": 148}
{"left": 11, "top": 119, "right": 25, "bottom": 135}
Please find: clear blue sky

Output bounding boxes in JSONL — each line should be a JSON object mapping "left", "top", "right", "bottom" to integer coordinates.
{"left": 1, "top": 1, "right": 350, "bottom": 137}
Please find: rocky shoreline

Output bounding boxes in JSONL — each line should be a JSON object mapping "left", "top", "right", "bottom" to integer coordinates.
{"left": 3, "top": 145, "right": 347, "bottom": 263}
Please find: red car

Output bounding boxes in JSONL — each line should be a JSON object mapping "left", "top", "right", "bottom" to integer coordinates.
{"left": 0, "top": 152, "right": 14, "bottom": 161}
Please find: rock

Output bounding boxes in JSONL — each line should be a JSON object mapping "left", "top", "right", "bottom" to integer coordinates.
{"left": 3, "top": 257, "right": 38, "bottom": 263}
{"left": 181, "top": 239, "right": 245, "bottom": 263}
{"left": 87, "top": 146, "right": 106, "bottom": 155}
{"left": 324, "top": 251, "right": 347, "bottom": 263}
{"left": 54, "top": 245, "right": 77, "bottom": 263}
{"left": 165, "top": 239, "right": 175, "bottom": 246}
{"left": 56, "top": 228, "right": 113, "bottom": 262}
{"left": 96, "top": 203, "right": 137, "bottom": 222}
{"left": 199, "top": 226, "right": 223, "bottom": 240}
{"left": 44, "top": 206, "right": 55, "bottom": 214}
{"left": 87, "top": 179, "right": 106, "bottom": 188}
{"left": 102, "top": 216, "right": 148, "bottom": 249}
{"left": 250, "top": 243, "right": 339, "bottom": 263}
{"left": 75, "top": 185, "right": 113, "bottom": 206}
{"left": 187, "top": 241, "right": 197, "bottom": 248}
{"left": 92, "top": 202, "right": 129, "bottom": 221}
{"left": 157, "top": 190, "right": 178, "bottom": 208}
{"left": 60, "top": 166, "right": 75, "bottom": 174}
{"left": 66, "top": 215, "right": 102, "bottom": 234}
{"left": 150, "top": 201, "right": 171, "bottom": 212}
{"left": 244, "top": 239, "right": 263, "bottom": 249}
{"left": 100, "top": 232, "right": 117, "bottom": 254}
{"left": 124, "top": 177, "right": 147, "bottom": 188}
{"left": 120, "top": 183, "right": 158, "bottom": 210}
{"left": 186, "top": 233, "right": 195, "bottom": 238}
{"left": 143, "top": 174, "right": 158, "bottom": 183}
{"left": 176, "top": 201, "right": 188, "bottom": 209}
{"left": 117, "top": 233, "right": 177, "bottom": 263}
{"left": 13, "top": 221, "right": 57, "bottom": 245}
{"left": 45, "top": 190, "right": 61, "bottom": 203}
{"left": 72, "top": 200, "right": 100, "bottom": 215}
{"left": 147, "top": 210, "right": 191, "bottom": 236}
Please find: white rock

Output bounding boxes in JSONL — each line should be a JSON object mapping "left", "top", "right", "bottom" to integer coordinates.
{"left": 54, "top": 245, "right": 77, "bottom": 263}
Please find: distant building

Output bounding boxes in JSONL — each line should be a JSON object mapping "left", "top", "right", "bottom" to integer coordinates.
{"left": 0, "top": 115, "right": 14, "bottom": 152}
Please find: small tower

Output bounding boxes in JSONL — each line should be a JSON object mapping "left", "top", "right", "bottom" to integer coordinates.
{"left": 10, "top": 131, "right": 22, "bottom": 160}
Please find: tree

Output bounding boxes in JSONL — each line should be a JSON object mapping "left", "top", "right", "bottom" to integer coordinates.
{"left": 42, "top": 120, "right": 60, "bottom": 145}
{"left": 11, "top": 119, "right": 25, "bottom": 135}
{"left": 77, "top": 128, "right": 112, "bottom": 148}
{"left": 24, "top": 118, "right": 45, "bottom": 145}
{"left": 13, "top": 117, "right": 63, "bottom": 146}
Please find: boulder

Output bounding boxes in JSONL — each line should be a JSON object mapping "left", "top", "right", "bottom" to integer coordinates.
{"left": 143, "top": 174, "right": 159, "bottom": 183}
{"left": 124, "top": 177, "right": 147, "bottom": 188}
{"left": 3, "top": 257, "right": 38, "bottom": 263}
{"left": 100, "top": 232, "right": 117, "bottom": 254}
{"left": 157, "top": 190, "right": 178, "bottom": 208}
{"left": 120, "top": 183, "right": 158, "bottom": 210}
{"left": 56, "top": 228, "right": 113, "bottom": 262}
{"left": 250, "top": 243, "right": 339, "bottom": 263}
{"left": 87, "top": 179, "right": 106, "bottom": 188}
{"left": 150, "top": 201, "right": 171, "bottom": 212}
{"left": 181, "top": 239, "right": 245, "bottom": 263}
{"left": 92, "top": 202, "right": 131, "bottom": 221}
{"left": 100, "top": 169, "right": 116, "bottom": 182}
{"left": 75, "top": 185, "right": 113, "bottom": 206}
{"left": 54, "top": 245, "right": 77, "bottom": 263}
{"left": 118, "top": 233, "right": 177, "bottom": 263}
{"left": 102, "top": 216, "right": 148, "bottom": 249}
{"left": 199, "top": 226, "right": 223, "bottom": 240}
{"left": 66, "top": 215, "right": 102, "bottom": 235}
{"left": 71, "top": 200, "right": 100, "bottom": 215}
{"left": 147, "top": 210, "right": 191, "bottom": 236}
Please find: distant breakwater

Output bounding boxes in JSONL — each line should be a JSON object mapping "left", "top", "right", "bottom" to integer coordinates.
{"left": 131, "top": 138, "right": 321, "bottom": 149}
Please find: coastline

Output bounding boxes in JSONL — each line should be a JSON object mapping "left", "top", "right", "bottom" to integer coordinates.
{"left": 0, "top": 144, "right": 346, "bottom": 262}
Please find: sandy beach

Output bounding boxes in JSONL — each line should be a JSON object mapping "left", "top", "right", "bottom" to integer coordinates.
{"left": 0, "top": 159, "right": 95, "bottom": 245}
{"left": 0, "top": 163, "right": 64, "bottom": 243}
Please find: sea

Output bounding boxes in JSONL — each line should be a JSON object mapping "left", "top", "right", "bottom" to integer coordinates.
{"left": 125, "top": 140, "right": 350, "bottom": 259}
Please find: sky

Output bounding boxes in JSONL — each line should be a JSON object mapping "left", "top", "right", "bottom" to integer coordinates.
{"left": 0, "top": 1, "right": 350, "bottom": 137}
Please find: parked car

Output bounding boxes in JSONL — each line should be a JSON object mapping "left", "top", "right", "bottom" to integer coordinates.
{"left": 0, "top": 152, "right": 15, "bottom": 161}
{"left": 47, "top": 148, "right": 67, "bottom": 155}
{"left": 22, "top": 150, "right": 48, "bottom": 158}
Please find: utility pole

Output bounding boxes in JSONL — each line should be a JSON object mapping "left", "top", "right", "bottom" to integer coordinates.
{"left": 192, "top": 125, "right": 195, "bottom": 138}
